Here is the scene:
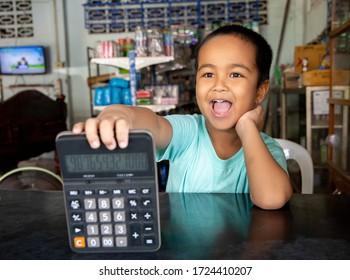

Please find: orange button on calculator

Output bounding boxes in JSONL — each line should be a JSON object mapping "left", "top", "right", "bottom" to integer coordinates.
{"left": 74, "top": 236, "right": 86, "bottom": 248}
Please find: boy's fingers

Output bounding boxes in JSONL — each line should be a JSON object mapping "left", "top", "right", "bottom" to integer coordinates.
{"left": 99, "top": 118, "right": 117, "bottom": 150}
{"left": 115, "top": 119, "right": 130, "bottom": 149}
{"left": 72, "top": 122, "right": 85, "bottom": 133}
{"left": 72, "top": 114, "right": 131, "bottom": 150}
{"left": 85, "top": 118, "right": 102, "bottom": 149}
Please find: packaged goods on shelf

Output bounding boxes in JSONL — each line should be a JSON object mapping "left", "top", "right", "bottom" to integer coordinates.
{"left": 294, "top": 44, "right": 327, "bottom": 74}
{"left": 137, "top": 90, "right": 152, "bottom": 105}
{"left": 93, "top": 77, "right": 132, "bottom": 106}
{"left": 283, "top": 72, "right": 301, "bottom": 89}
{"left": 83, "top": 1, "right": 267, "bottom": 34}
{"left": 145, "top": 84, "right": 179, "bottom": 105}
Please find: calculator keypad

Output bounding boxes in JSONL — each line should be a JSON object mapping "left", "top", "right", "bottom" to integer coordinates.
{"left": 65, "top": 183, "right": 160, "bottom": 253}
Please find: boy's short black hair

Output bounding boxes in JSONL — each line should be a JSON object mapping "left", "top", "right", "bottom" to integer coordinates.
{"left": 194, "top": 24, "right": 273, "bottom": 87}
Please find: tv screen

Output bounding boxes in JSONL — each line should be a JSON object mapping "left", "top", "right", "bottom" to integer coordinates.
{"left": 0, "top": 45, "right": 47, "bottom": 75}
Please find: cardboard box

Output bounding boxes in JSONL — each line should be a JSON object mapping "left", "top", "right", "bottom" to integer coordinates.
{"left": 302, "top": 69, "right": 350, "bottom": 86}
{"left": 283, "top": 72, "right": 301, "bottom": 89}
{"left": 294, "top": 44, "right": 327, "bottom": 73}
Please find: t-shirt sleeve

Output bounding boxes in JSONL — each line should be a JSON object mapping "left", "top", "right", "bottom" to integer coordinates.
{"left": 156, "top": 114, "right": 198, "bottom": 162}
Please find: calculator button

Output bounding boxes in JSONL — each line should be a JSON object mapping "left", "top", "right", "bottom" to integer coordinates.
{"left": 141, "top": 188, "right": 151, "bottom": 194}
{"left": 143, "top": 224, "right": 153, "bottom": 233}
{"left": 130, "top": 224, "right": 142, "bottom": 246}
{"left": 72, "top": 225, "right": 84, "bottom": 235}
{"left": 115, "top": 224, "right": 126, "bottom": 235}
{"left": 143, "top": 211, "right": 153, "bottom": 221}
{"left": 98, "top": 189, "right": 109, "bottom": 195}
{"left": 69, "top": 190, "right": 79, "bottom": 196}
{"left": 116, "top": 237, "right": 127, "bottom": 247}
{"left": 85, "top": 211, "right": 98, "bottom": 223}
{"left": 71, "top": 212, "right": 83, "bottom": 222}
{"left": 74, "top": 236, "right": 86, "bottom": 248}
{"left": 112, "top": 198, "right": 124, "bottom": 209}
{"left": 112, "top": 189, "right": 122, "bottom": 195}
{"left": 98, "top": 198, "right": 110, "bottom": 209}
{"left": 144, "top": 237, "right": 155, "bottom": 246}
{"left": 113, "top": 211, "right": 126, "bottom": 222}
{"left": 84, "top": 198, "right": 96, "bottom": 209}
{"left": 128, "top": 199, "right": 138, "bottom": 207}
{"left": 84, "top": 190, "right": 95, "bottom": 195}
{"left": 87, "top": 224, "right": 99, "bottom": 235}
{"left": 132, "top": 232, "right": 140, "bottom": 239}
{"left": 87, "top": 237, "right": 100, "bottom": 248}
{"left": 100, "top": 224, "right": 113, "bottom": 235}
{"left": 128, "top": 189, "right": 137, "bottom": 195}
{"left": 141, "top": 198, "right": 152, "bottom": 208}
{"left": 69, "top": 199, "right": 81, "bottom": 210}
{"left": 102, "top": 236, "right": 114, "bottom": 247}
{"left": 129, "top": 211, "right": 139, "bottom": 221}
{"left": 99, "top": 211, "right": 112, "bottom": 222}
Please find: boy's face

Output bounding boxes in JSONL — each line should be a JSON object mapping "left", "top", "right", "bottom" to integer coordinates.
{"left": 196, "top": 35, "right": 263, "bottom": 132}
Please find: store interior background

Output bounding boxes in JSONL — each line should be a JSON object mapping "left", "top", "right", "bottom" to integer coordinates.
{"left": 0, "top": 0, "right": 334, "bottom": 192}
{"left": 0, "top": 0, "right": 328, "bottom": 124}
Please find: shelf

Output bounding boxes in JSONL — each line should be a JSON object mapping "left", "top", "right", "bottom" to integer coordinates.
{"left": 310, "top": 125, "right": 329, "bottom": 129}
{"left": 328, "top": 98, "right": 350, "bottom": 106}
{"left": 329, "top": 19, "right": 350, "bottom": 38}
{"left": 94, "top": 104, "right": 176, "bottom": 113}
{"left": 6, "top": 84, "right": 54, "bottom": 89}
{"left": 91, "top": 56, "right": 174, "bottom": 71}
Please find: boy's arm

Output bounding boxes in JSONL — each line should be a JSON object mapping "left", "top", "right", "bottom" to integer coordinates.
{"left": 236, "top": 106, "right": 293, "bottom": 210}
{"left": 73, "top": 104, "right": 172, "bottom": 150}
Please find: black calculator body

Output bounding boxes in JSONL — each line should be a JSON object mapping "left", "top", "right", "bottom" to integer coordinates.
{"left": 56, "top": 130, "right": 161, "bottom": 253}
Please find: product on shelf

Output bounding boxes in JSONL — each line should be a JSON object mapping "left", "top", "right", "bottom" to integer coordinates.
{"left": 93, "top": 77, "right": 131, "bottom": 106}
{"left": 134, "top": 26, "right": 148, "bottom": 57}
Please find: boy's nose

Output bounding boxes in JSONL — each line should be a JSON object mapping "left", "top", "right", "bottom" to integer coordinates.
{"left": 213, "top": 77, "right": 228, "bottom": 92}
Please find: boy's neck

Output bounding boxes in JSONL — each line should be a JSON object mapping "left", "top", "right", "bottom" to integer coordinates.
{"left": 206, "top": 125, "right": 242, "bottom": 160}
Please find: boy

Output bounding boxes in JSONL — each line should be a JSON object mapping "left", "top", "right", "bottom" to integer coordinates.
{"left": 73, "top": 25, "right": 293, "bottom": 210}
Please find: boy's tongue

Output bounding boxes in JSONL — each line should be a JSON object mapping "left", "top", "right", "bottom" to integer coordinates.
{"left": 213, "top": 101, "right": 231, "bottom": 115}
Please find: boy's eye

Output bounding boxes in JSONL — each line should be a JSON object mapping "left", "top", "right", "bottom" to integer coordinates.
{"left": 230, "top": 72, "right": 243, "bottom": 78}
{"left": 203, "top": 73, "right": 214, "bottom": 78}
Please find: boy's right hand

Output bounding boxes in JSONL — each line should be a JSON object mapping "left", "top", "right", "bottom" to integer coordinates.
{"left": 72, "top": 105, "right": 132, "bottom": 150}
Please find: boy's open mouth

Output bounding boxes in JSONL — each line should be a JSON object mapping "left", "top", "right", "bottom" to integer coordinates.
{"left": 211, "top": 99, "right": 232, "bottom": 115}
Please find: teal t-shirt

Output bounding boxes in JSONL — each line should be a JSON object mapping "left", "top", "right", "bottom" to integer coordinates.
{"left": 156, "top": 114, "right": 288, "bottom": 193}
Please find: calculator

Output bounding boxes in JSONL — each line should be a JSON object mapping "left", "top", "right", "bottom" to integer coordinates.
{"left": 56, "top": 130, "right": 161, "bottom": 253}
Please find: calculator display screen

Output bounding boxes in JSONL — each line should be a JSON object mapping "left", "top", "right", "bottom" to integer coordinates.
{"left": 56, "top": 131, "right": 156, "bottom": 179}
{"left": 65, "top": 153, "right": 148, "bottom": 173}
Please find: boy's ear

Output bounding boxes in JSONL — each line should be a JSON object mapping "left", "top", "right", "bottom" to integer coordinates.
{"left": 255, "top": 80, "right": 270, "bottom": 104}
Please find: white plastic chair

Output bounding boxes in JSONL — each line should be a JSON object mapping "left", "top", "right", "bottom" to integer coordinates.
{"left": 274, "top": 138, "right": 314, "bottom": 194}
{"left": 0, "top": 166, "right": 63, "bottom": 190}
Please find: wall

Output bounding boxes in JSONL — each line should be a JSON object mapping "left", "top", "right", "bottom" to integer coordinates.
{"left": 305, "top": 0, "right": 329, "bottom": 44}
{"left": 0, "top": 0, "right": 69, "bottom": 121}
{"left": 0, "top": 0, "right": 329, "bottom": 126}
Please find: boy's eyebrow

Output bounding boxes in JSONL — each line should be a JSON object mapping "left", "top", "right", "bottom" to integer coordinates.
{"left": 197, "top": 63, "right": 214, "bottom": 72}
{"left": 197, "top": 63, "right": 252, "bottom": 73}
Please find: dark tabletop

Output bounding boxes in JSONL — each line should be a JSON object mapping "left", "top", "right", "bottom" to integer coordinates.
{"left": 0, "top": 190, "right": 349, "bottom": 260}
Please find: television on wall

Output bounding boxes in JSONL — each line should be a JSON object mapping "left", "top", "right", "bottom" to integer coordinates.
{"left": 0, "top": 45, "right": 47, "bottom": 75}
